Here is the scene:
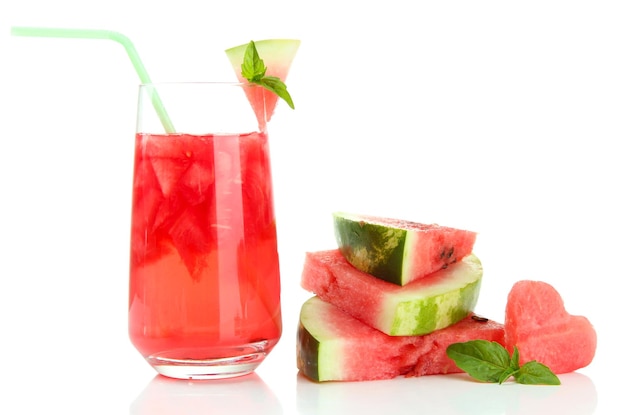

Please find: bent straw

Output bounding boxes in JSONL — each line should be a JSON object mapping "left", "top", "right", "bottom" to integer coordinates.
{"left": 11, "top": 26, "right": 175, "bottom": 133}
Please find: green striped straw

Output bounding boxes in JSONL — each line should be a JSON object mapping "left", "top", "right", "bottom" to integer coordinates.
{"left": 10, "top": 26, "right": 176, "bottom": 133}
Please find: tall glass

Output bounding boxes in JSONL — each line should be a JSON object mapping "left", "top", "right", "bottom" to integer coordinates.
{"left": 128, "top": 82, "right": 282, "bottom": 379}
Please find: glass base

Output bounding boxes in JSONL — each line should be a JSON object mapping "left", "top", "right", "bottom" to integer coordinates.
{"left": 145, "top": 342, "right": 272, "bottom": 380}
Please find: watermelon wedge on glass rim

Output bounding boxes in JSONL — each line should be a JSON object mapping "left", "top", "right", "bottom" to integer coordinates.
{"left": 225, "top": 39, "right": 300, "bottom": 125}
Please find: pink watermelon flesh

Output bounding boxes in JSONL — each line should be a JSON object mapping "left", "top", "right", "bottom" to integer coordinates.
{"left": 505, "top": 280, "right": 597, "bottom": 374}
{"left": 297, "top": 296, "right": 505, "bottom": 382}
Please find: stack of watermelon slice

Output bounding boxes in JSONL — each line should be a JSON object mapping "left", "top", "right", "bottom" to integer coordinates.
{"left": 297, "top": 212, "right": 505, "bottom": 382}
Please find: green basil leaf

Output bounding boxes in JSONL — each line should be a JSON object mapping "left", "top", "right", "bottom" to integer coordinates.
{"left": 511, "top": 346, "right": 521, "bottom": 369}
{"left": 446, "top": 340, "right": 511, "bottom": 383}
{"left": 448, "top": 340, "right": 561, "bottom": 386}
{"left": 494, "top": 345, "right": 522, "bottom": 384}
{"left": 241, "top": 41, "right": 266, "bottom": 82}
{"left": 515, "top": 361, "right": 561, "bottom": 385}
{"left": 497, "top": 366, "right": 518, "bottom": 384}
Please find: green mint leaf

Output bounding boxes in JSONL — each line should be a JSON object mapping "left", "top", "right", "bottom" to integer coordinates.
{"left": 515, "top": 361, "right": 561, "bottom": 385}
{"left": 259, "top": 76, "right": 295, "bottom": 109}
{"left": 446, "top": 340, "right": 511, "bottom": 383}
{"left": 240, "top": 40, "right": 295, "bottom": 109}
{"left": 241, "top": 40, "right": 266, "bottom": 82}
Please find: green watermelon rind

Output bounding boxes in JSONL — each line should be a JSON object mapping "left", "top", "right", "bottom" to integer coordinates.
{"left": 297, "top": 321, "right": 321, "bottom": 381}
{"left": 382, "top": 253, "right": 482, "bottom": 335}
{"left": 389, "top": 273, "right": 481, "bottom": 335}
{"left": 297, "top": 298, "right": 344, "bottom": 382}
{"left": 333, "top": 212, "right": 407, "bottom": 284}
{"left": 224, "top": 39, "right": 301, "bottom": 68}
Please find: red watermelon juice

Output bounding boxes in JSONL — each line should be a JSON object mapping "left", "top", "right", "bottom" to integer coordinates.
{"left": 128, "top": 130, "right": 281, "bottom": 379}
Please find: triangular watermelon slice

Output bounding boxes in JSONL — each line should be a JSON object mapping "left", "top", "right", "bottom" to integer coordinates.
{"left": 225, "top": 39, "right": 300, "bottom": 124}
{"left": 333, "top": 212, "right": 478, "bottom": 286}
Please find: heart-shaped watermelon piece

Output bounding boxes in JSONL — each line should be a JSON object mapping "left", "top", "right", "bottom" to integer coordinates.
{"left": 504, "top": 280, "right": 597, "bottom": 374}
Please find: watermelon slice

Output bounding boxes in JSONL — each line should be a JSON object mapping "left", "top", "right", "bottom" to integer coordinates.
{"left": 333, "top": 212, "right": 477, "bottom": 286}
{"left": 301, "top": 250, "right": 483, "bottom": 336}
{"left": 505, "top": 280, "right": 597, "bottom": 374}
{"left": 225, "top": 39, "right": 300, "bottom": 124}
{"left": 297, "top": 296, "right": 504, "bottom": 382}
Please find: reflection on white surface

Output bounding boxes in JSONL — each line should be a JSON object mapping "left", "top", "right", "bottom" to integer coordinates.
{"left": 296, "top": 372, "right": 597, "bottom": 415}
{"left": 130, "top": 373, "right": 283, "bottom": 415}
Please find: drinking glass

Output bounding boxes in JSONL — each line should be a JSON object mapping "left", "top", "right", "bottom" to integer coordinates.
{"left": 128, "top": 82, "right": 282, "bottom": 379}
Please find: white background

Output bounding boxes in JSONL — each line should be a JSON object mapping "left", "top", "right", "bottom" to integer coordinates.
{"left": 0, "top": 1, "right": 624, "bottom": 414}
